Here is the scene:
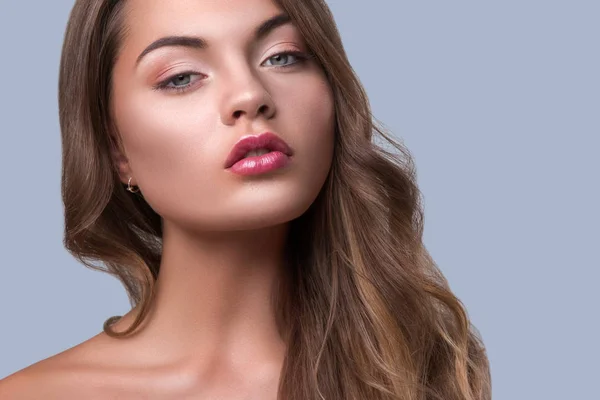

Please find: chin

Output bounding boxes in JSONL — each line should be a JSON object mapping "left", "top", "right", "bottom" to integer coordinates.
{"left": 214, "top": 188, "right": 317, "bottom": 232}
{"left": 149, "top": 157, "right": 332, "bottom": 233}
{"left": 156, "top": 182, "right": 320, "bottom": 233}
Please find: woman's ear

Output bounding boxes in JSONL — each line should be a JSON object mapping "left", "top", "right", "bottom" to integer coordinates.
{"left": 109, "top": 131, "right": 133, "bottom": 186}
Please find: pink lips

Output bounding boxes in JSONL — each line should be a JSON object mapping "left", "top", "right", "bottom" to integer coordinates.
{"left": 224, "top": 132, "right": 293, "bottom": 175}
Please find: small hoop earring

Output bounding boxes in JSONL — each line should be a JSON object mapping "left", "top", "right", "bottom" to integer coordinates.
{"left": 127, "top": 177, "right": 140, "bottom": 193}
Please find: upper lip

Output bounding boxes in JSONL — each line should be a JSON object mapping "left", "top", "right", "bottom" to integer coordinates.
{"left": 224, "top": 132, "right": 293, "bottom": 168}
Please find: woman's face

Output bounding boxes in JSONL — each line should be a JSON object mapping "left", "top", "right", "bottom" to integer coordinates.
{"left": 111, "top": 0, "right": 335, "bottom": 232}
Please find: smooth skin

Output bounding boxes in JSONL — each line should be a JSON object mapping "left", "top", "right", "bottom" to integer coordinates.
{"left": 0, "top": 0, "right": 335, "bottom": 398}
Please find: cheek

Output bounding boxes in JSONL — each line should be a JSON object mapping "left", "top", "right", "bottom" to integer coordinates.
{"left": 112, "top": 91, "right": 223, "bottom": 213}
{"left": 284, "top": 74, "right": 336, "bottom": 175}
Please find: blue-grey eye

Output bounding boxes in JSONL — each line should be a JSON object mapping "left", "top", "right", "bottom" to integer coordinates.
{"left": 269, "top": 53, "right": 294, "bottom": 66}
{"left": 169, "top": 74, "right": 192, "bottom": 87}
{"left": 263, "top": 51, "right": 306, "bottom": 67}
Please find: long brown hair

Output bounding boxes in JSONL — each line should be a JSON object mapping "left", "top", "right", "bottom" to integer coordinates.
{"left": 58, "top": 1, "right": 491, "bottom": 399}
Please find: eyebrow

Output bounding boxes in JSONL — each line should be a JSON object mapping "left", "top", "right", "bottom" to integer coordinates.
{"left": 135, "top": 12, "right": 293, "bottom": 66}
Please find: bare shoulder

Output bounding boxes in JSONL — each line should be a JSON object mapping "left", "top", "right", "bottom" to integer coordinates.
{"left": 0, "top": 353, "right": 79, "bottom": 399}
{"left": 0, "top": 363, "right": 43, "bottom": 399}
{"left": 0, "top": 357, "right": 74, "bottom": 400}
{"left": 0, "top": 328, "right": 191, "bottom": 400}
{"left": 0, "top": 333, "right": 124, "bottom": 400}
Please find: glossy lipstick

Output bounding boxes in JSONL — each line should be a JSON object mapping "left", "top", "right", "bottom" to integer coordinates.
{"left": 225, "top": 132, "right": 293, "bottom": 176}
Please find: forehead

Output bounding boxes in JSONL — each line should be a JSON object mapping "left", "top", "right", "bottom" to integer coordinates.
{"left": 123, "top": 0, "right": 285, "bottom": 43}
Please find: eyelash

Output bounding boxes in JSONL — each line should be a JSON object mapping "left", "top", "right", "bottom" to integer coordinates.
{"left": 152, "top": 50, "right": 312, "bottom": 94}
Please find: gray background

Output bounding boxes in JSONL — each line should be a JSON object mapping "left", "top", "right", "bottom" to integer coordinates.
{"left": 1, "top": 1, "right": 598, "bottom": 398}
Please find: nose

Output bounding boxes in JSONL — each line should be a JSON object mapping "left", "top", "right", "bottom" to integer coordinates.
{"left": 219, "top": 69, "right": 276, "bottom": 126}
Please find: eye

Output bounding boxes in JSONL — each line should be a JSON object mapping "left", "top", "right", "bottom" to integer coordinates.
{"left": 169, "top": 74, "right": 193, "bottom": 87}
{"left": 262, "top": 50, "right": 310, "bottom": 68}
{"left": 152, "top": 72, "right": 203, "bottom": 93}
{"left": 152, "top": 50, "right": 312, "bottom": 95}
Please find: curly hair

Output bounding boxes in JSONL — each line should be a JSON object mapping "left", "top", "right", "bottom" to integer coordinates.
{"left": 58, "top": 1, "right": 492, "bottom": 399}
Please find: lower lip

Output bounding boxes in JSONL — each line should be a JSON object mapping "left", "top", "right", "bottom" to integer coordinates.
{"left": 227, "top": 151, "right": 291, "bottom": 176}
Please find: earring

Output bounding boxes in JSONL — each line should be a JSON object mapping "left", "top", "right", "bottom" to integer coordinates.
{"left": 127, "top": 177, "right": 140, "bottom": 193}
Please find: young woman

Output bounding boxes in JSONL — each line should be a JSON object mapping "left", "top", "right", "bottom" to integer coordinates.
{"left": 0, "top": 0, "right": 491, "bottom": 398}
